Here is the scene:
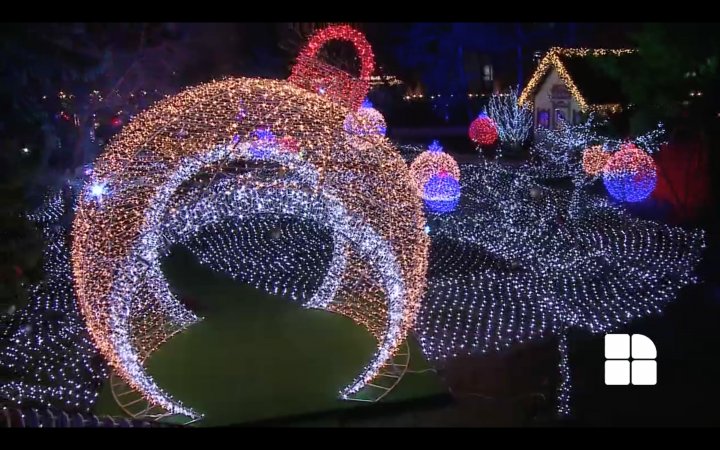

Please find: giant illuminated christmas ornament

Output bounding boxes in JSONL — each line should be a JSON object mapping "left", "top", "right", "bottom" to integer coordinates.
{"left": 71, "top": 24, "right": 428, "bottom": 421}
{"left": 468, "top": 111, "right": 499, "bottom": 147}
{"left": 423, "top": 171, "right": 461, "bottom": 214}
{"left": 603, "top": 143, "right": 657, "bottom": 202}
{"left": 288, "top": 24, "right": 374, "bottom": 111}
{"left": 409, "top": 140, "right": 461, "bottom": 197}
{"left": 344, "top": 99, "right": 387, "bottom": 137}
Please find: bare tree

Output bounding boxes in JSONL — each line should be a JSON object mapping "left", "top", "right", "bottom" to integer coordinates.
{"left": 487, "top": 86, "right": 533, "bottom": 156}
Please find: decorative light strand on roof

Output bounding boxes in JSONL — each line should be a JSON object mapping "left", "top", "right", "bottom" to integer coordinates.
{"left": 518, "top": 47, "right": 634, "bottom": 112}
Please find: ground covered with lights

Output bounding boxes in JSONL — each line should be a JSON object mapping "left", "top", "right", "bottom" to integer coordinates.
{"left": 0, "top": 24, "right": 708, "bottom": 428}
{"left": 0, "top": 152, "right": 706, "bottom": 425}
{"left": 92, "top": 247, "right": 444, "bottom": 426}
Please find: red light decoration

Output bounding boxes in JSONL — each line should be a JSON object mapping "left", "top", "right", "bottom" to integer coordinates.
{"left": 582, "top": 145, "right": 611, "bottom": 176}
{"left": 111, "top": 117, "right": 123, "bottom": 127}
{"left": 468, "top": 112, "right": 498, "bottom": 147}
{"left": 278, "top": 135, "right": 300, "bottom": 154}
{"left": 289, "top": 24, "right": 375, "bottom": 111}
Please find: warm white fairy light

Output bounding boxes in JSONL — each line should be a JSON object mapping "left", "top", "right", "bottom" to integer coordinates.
{"left": 71, "top": 75, "right": 428, "bottom": 420}
{"left": 518, "top": 47, "right": 635, "bottom": 112}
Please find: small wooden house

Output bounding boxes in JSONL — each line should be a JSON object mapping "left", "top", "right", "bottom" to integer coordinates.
{"left": 518, "top": 48, "right": 634, "bottom": 131}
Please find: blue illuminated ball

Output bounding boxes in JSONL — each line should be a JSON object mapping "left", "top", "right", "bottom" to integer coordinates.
{"left": 603, "top": 145, "right": 657, "bottom": 203}
{"left": 423, "top": 172, "right": 461, "bottom": 214}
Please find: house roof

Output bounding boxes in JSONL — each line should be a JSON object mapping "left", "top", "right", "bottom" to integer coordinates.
{"left": 518, "top": 47, "right": 635, "bottom": 113}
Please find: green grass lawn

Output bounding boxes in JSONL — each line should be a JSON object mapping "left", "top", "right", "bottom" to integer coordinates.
{"left": 94, "top": 248, "right": 445, "bottom": 426}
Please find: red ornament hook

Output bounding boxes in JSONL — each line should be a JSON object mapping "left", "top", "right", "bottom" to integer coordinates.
{"left": 288, "top": 24, "right": 375, "bottom": 111}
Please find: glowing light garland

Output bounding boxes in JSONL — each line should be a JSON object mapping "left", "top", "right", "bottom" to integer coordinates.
{"left": 71, "top": 67, "right": 428, "bottom": 418}
{"left": 409, "top": 141, "right": 461, "bottom": 197}
{"left": 603, "top": 144, "right": 657, "bottom": 203}
{"left": 518, "top": 47, "right": 635, "bottom": 113}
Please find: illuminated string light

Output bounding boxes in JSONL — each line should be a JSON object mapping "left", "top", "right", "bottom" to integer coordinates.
{"left": 8, "top": 31, "right": 693, "bottom": 424}
{"left": 582, "top": 145, "right": 612, "bottom": 176}
{"left": 71, "top": 26, "right": 428, "bottom": 421}
{"left": 416, "top": 162, "right": 704, "bottom": 415}
{"left": 518, "top": 47, "right": 634, "bottom": 113}
{"left": 487, "top": 87, "right": 532, "bottom": 155}
{"left": 288, "top": 24, "right": 375, "bottom": 111}
{"left": 248, "top": 128, "right": 278, "bottom": 159}
{"left": 422, "top": 172, "right": 461, "bottom": 214}
{"left": 0, "top": 190, "right": 107, "bottom": 412}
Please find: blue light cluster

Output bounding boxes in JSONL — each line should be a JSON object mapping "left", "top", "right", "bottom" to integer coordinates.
{"left": 428, "top": 140, "right": 443, "bottom": 153}
{"left": 603, "top": 170, "right": 657, "bottom": 203}
{"left": 249, "top": 128, "right": 277, "bottom": 158}
{"left": 423, "top": 172, "right": 461, "bottom": 214}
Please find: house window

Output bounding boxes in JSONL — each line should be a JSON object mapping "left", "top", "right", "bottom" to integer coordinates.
{"left": 555, "top": 109, "right": 566, "bottom": 125}
{"left": 483, "top": 64, "right": 493, "bottom": 82}
{"left": 537, "top": 109, "right": 550, "bottom": 128}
